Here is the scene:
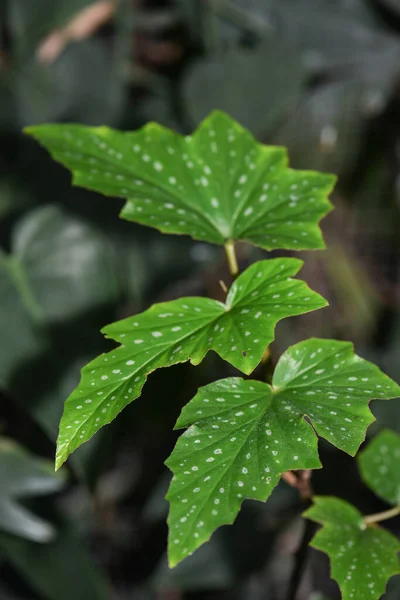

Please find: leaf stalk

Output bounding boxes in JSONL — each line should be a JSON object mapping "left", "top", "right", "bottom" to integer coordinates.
{"left": 364, "top": 505, "right": 400, "bottom": 526}
{"left": 224, "top": 240, "right": 239, "bottom": 279}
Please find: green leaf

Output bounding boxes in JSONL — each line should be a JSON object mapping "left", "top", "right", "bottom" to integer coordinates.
{"left": 9, "top": 0, "right": 97, "bottom": 57}
{"left": 358, "top": 429, "right": 400, "bottom": 506}
{"left": 183, "top": 39, "right": 306, "bottom": 136}
{"left": 0, "top": 252, "right": 47, "bottom": 387}
{"left": 25, "top": 111, "right": 336, "bottom": 251}
{"left": 55, "top": 257, "right": 326, "bottom": 469}
{"left": 165, "top": 338, "right": 400, "bottom": 566}
{"left": 271, "top": 338, "right": 400, "bottom": 456}
{"left": 2, "top": 206, "right": 118, "bottom": 326}
{"left": 10, "top": 205, "right": 118, "bottom": 323}
{"left": 0, "top": 522, "right": 111, "bottom": 600}
{"left": 0, "top": 437, "right": 65, "bottom": 542}
{"left": 304, "top": 496, "right": 400, "bottom": 600}
{"left": 2, "top": 38, "right": 122, "bottom": 130}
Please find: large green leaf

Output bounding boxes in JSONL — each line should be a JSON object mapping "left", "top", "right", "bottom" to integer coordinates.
{"left": 165, "top": 338, "right": 400, "bottom": 566}
{"left": 358, "top": 429, "right": 400, "bottom": 506}
{"left": 55, "top": 257, "right": 326, "bottom": 469}
{"left": 304, "top": 496, "right": 400, "bottom": 600}
{"left": 0, "top": 252, "right": 46, "bottom": 387}
{"left": 4, "top": 205, "right": 118, "bottom": 325}
{"left": 183, "top": 39, "right": 306, "bottom": 136}
{"left": 0, "top": 523, "right": 110, "bottom": 600}
{"left": 0, "top": 438, "right": 65, "bottom": 542}
{"left": 25, "top": 111, "right": 336, "bottom": 251}
{"left": 10, "top": 205, "right": 118, "bottom": 322}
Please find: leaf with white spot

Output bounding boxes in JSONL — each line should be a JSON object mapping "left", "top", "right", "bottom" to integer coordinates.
{"left": 358, "top": 429, "right": 400, "bottom": 506}
{"left": 25, "top": 111, "right": 336, "bottom": 251}
{"left": 304, "top": 496, "right": 400, "bottom": 600}
{"left": 56, "top": 258, "right": 326, "bottom": 469}
{"left": 272, "top": 339, "right": 400, "bottom": 455}
{"left": 165, "top": 338, "right": 400, "bottom": 566}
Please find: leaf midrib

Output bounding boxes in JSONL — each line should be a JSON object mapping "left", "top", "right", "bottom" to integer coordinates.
{"left": 60, "top": 302, "right": 237, "bottom": 458}
{"left": 49, "top": 133, "right": 224, "bottom": 239}
{"left": 170, "top": 403, "right": 271, "bottom": 549}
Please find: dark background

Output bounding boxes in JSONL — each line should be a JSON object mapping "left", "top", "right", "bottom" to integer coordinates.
{"left": 0, "top": 1, "right": 399, "bottom": 598}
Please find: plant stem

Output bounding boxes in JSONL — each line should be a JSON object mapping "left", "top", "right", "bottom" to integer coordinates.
{"left": 286, "top": 515, "right": 315, "bottom": 600}
{"left": 364, "top": 505, "right": 400, "bottom": 526}
{"left": 224, "top": 240, "right": 239, "bottom": 279}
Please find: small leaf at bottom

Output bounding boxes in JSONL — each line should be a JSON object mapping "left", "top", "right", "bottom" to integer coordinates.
{"left": 304, "top": 496, "right": 400, "bottom": 600}
{"left": 358, "top": 429, "right": 400, "bottom": 506}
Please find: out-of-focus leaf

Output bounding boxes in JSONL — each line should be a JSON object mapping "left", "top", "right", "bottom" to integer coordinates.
{"left": 0, "top": 522, "right": 111, "bottom": 600}
{"left": 10, "top": 205, "right": 119, "bottom": 323}
{"left": 273, "top": 0, "right": 399, "bottom": 85}
{"left": 275, "top": 82, "right": 366, "bottom": 177}
{"left": 9, "top": 0, "right": 97, "bottom": 57}
{"left": 0, "top": 438, "right": 65, "bottom": 542}
{"left": 183, "top": 39, "right": 306, "bottom": 135}
{"left": 0, "top": 178, "right": 34, "bottom": 222}
{"left": 0, "top": 253, "right": 46, "bottom": 387}
{"left": 17, "top": 39, "right": 122, "bottom": 126}
{"left": 0, "top": 38, "right": 123, "bottom": 131}
{"left": 232, "top": 0, "right": 376, "bottom": 29}
{"left": 358, "top": 429, "right": 400, "bottom": 505}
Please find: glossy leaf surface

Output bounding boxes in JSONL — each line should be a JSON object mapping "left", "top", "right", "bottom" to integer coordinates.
{"left": 166, "top": 338, "right": 400, "bottom": 566}
{"left": 26, "top": 111, "right": 335, "bottom": 251}
{"left": 56, "top": 258, "right": 326, "bottom": 468}
{"left": 304, "top": 496, "right": 400, "bottom": 600}
{"left": 272, "top": 338, "right": 400, "bottom": 455}
{"left": 358, "top": 429, "right": 400, "bottom": 506}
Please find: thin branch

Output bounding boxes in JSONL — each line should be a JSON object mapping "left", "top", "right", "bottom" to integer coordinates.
{"left": 364, "top": 505, "right": 400, "bottom": 526}
{"left": 286, "top": 506, "right": 315, "bottom": 600}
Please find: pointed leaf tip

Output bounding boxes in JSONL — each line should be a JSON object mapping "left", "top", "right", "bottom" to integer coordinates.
{"left": 25, "top": 112, "right": 336, "bottom": 251}
{"left": 166, "top": 338, "right": 399, "bottom": 565}
{"left": 305, "top": 496, "right": 400, "bottom": 600}
{"left": 55, "top": 258, "right": 326, "bottom": 467}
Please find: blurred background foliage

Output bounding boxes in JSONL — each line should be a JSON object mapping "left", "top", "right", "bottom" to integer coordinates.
{"left": 0, "top": 0, "right": 399, "bottom": 598}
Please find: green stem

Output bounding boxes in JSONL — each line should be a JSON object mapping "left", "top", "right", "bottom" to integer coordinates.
{"left": 7, "top": 257, "right": 43, "bottom": 322}
{"left": 364, "top": 505, "right": 400, "bottom": 526}
{"left": 224, "top": 240, "right": 239, "bottom": 279}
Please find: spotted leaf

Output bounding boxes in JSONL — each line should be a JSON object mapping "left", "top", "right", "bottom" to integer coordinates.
{"left": 56, "top": 258, "right": 326, "bottom": 469}
{"left": 358, "top": 429, "right": 400, "bottom": 506}
{"left": 272, "top": 338, "right": 400, "bottom": 455}
{"left": 304, "top": 496, "right": 400, "bottom": 600}
{"left": 25, "top": 111, "right": 336, "bottom": 251}
{"left": 166, "top": 338, "right": 400, "bottom": 566}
